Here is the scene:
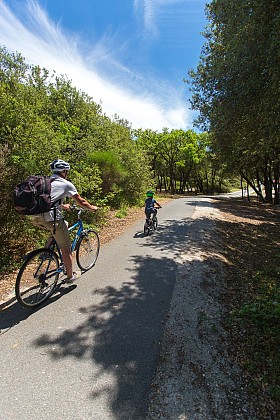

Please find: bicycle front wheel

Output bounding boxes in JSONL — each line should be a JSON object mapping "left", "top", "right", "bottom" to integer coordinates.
{"left": 76, "top": 229, "right": 100, "bottom": 271}
{"left": 15, "top": 248, "right": 59, "bottom": 309}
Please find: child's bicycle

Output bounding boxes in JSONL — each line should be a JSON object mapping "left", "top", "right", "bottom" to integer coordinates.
{"left": 15, "top": 205, "right": 100, "bottom": 309}
{"left": 144, "top": 209, "right": 160, "bottom": 236}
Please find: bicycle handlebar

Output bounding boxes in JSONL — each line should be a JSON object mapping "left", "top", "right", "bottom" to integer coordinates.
{"left": 69, "top": 205, "right": 84, "bottom": 219}
{"left": 69, "top": 204, "right": 84, "bottom": 211}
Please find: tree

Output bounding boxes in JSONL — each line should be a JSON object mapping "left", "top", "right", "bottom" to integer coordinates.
{"left": 134, "top": 128, "right": 215, "bottom": 194}
{"left": 0, "top": 46, "right": 152, "bottom": 268}
{"left": 187, "top": 0, "right": 280, "bottom": 202}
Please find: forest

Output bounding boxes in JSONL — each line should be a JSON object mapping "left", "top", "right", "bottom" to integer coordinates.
{"left": 188, "top": 0, "right": 280, "bottom": 204}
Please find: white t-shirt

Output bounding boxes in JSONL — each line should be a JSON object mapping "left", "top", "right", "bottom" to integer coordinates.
{"left": 34, "top": 174, "right": 78, "bottom": 222}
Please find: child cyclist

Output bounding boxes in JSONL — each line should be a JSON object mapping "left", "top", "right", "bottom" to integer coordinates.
{"left": 144, "top": 190, "right": 162, "bottom": 223}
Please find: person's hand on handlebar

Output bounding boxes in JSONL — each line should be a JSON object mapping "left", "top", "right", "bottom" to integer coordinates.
{"left": 62, "top": 203, "right": 72, "bottom": 211}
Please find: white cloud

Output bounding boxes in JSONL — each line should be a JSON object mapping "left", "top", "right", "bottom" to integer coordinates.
{"left": 0, "top": 0, "right": 193, "bottom": 131}
{"left": 143, "top": 0, "right": 157, "bottom": 35}
{"left": 134, "top": 0, "right": 187, "bottom": 37}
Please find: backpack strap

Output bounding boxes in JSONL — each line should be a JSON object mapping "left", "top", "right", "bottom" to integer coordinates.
{"left": 53, "top": 207, "right": 57, "bottom": 235}
{"left": 49, "top": 179, "right": 62, "bottom": 235}
{"left": 51, "top": 200, "right": 62, "bottom": 235}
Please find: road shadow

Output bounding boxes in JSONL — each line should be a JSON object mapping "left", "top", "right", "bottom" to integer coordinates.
{"left": 16, "top": 195, "right": 280, "bottom": 418}
{"left": 33, "top": 254, "right": 176, "bottom": 418}
{"left": 30, "top": 202, "right": 225, "bottom": 418}
{"left": 0, "top": 283, "right": 77, "bottom": 333}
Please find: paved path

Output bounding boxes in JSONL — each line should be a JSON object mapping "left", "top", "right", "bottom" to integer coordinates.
{"left": 0, "top": 198, "right": 196, "bottom": 419}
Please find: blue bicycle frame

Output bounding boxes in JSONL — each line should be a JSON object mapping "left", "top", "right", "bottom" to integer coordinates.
{"left": 15, "top": 205, "right": 100, "bottom": 309}
{"left": 68, "top": 219, "right": 84, "bottom": 253}
{"left": 49, "top": 215, "right": 84, "bottom": 274}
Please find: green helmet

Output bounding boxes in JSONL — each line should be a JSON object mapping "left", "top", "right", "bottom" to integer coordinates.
{"left": 146, "top": 190, "right": 154, "bottom": 197}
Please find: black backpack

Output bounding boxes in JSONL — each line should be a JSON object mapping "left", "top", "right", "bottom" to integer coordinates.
{"left": 13, "top": 175, "right": 53, "bottom": 215}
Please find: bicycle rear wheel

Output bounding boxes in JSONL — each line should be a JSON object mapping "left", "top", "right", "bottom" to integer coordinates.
{"left": 15, "top": 248, "right": 59, "bottom": 309}
{"left": 152, "top": 217, "right": 158, "bottom": 230}
{"left": 76, "top": 229, "right": 100, "bottom": 271}
{"left": 144, "top": 221, "right": 150, "bottom": 235}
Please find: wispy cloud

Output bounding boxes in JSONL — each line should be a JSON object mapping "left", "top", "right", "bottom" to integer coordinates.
{"left": 142, "top": 0, "right": 158, "bottom": 36}
{"left": 134, "top": 0, "right": 188, "bottom": 38}
{"left": 0, "top": 0, "right": 192, "bottom": 131}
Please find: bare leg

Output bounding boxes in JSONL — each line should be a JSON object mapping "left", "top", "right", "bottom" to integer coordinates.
{"left": 61, "top": 248, "right": 73, "bottom": 279}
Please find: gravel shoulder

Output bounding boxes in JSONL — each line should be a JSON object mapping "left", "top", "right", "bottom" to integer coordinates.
{"left": 147, "top": 196, "right": 270, "bottom": 419}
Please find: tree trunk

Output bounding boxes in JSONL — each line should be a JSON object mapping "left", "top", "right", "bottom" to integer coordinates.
{"left": 240, "top": 171, "right": 265, "bottom": 202}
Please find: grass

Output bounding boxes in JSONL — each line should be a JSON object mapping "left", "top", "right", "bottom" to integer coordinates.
{"left": 115, "top": 204, "right": 128, "bottom": 218}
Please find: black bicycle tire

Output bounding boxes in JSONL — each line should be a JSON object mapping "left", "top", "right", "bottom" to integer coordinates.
{"left": 144, "top": 225, "right": 150, "bottom": 235}
{"left": 15, "top": 248, "right": 59, "bottom": 309}
{"left": 76, "top": 229, "right": 100, "bottom": 271}
{"left": 153, "top": 218, "right": 158, "bottom": 230}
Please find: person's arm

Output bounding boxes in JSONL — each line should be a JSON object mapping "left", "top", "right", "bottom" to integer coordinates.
{"left": 71, "top": 193, "right": 98, "bottom": 211}
{"left": 155, "top": 200, "right": 162, "bottom": 208}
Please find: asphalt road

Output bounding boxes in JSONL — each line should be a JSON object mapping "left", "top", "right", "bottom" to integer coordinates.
{"left": 0, "top": 198, "right": 196, "bottom": 420}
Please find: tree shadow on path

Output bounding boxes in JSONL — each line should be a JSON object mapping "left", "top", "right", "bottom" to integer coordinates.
{"left": 30, "top": 196, "right": 277, "bottom": 419}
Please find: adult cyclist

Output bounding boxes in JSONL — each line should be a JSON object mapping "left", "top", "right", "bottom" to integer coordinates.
{"left": 31, "top": 159, "right": 98, "bottom": 283}
{"left": 144, "top": 190, "right": 162, "bottom": 223}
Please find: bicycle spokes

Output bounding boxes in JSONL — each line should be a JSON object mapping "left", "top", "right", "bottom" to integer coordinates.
{"left": 15, "top": 249, "right": 59, "bottom": 308}
{"left": 76, "top": 229, "right": 100, "bottom": 271}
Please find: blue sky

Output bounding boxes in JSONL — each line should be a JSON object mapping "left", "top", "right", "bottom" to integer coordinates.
{"left": 0, "top": 0, "right": 207, "bottom": 131}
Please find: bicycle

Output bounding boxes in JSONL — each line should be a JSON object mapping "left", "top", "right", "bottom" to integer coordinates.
{"left": 144, "top": 209, "right": 159, "bottom": 236}
{"left": 15, "top": 205, "right": 100, "bottom": 309}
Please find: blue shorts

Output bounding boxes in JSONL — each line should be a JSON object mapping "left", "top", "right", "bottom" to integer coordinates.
{"left": 145, "top": 208, "right": 157, "bottom": 218}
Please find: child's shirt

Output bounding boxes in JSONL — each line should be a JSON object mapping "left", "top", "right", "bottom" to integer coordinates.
{"left": 145, "top": 197, "right": 156, "bottom": 211}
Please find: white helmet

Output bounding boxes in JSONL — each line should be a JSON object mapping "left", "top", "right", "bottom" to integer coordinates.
{"left": 50, "top": 159, "right": 70, "bottom": 173}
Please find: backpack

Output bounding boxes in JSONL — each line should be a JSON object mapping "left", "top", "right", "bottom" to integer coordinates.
{"left": 13, "top": 175, "right": 53, "bottom": 215}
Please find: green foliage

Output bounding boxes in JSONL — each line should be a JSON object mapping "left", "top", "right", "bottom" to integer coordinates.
{"left": 87, "top": 150, "right": 127, "bottom": 196}
{"left": 187, "top": 0, "right": 280, "bottom": 203}
{"left": 115, "top": 203, "right": 128, "bottom": 218}
{"left": 134, "top": 128, "right": 229, "bottom": 194}
{"left": 0, "top": 45, "right": 151, "bottom": 271}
